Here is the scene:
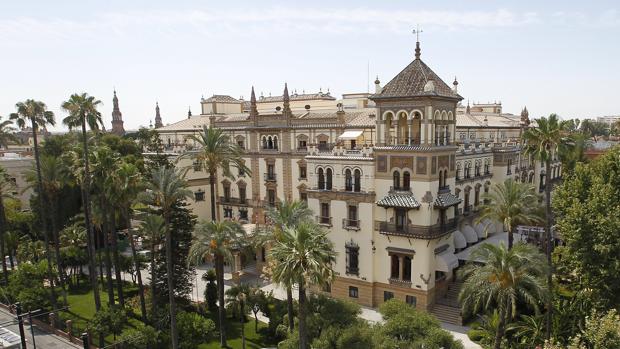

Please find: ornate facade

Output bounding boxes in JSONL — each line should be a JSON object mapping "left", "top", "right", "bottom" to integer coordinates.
{"left": 155, "top": 40, "right": 562, "bottom": 312}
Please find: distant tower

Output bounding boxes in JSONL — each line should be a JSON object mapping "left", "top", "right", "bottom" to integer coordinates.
{"left": 249, "top": 86, "right": 259, "bottom": 126}
{"left": 154, "top": 102, "right": 163, "bottom": 128}
{"left": 111, "top": 90, "right": 125, "bottom": 135}
{"left": 282, "top": 83, "right": 292, "bottom": 126}
{"left": 520, "top": 106, "right": 530, "bottom": 126}
{"left": 188, "top": 106, "right": 192, "bottom": 119}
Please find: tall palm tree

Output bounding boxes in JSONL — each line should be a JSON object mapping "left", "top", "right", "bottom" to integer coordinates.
{"left": 0, "top": 165, "right": 16, "bottom": 285}
{"left": 138, "top": 214, "right": 165, "bottom": 321}
{"left": 458, "top": 243, "right": 549, "bottom": 349}
{"left": 522, "top": 113, "right": 566, "bottom": 339}
{"left": 24, "top": 155, "right": 71, "bottom": 304}
{"left": 184, "top": 125, "right": 250, "bottom": 221}
{"left": 59, "top": 219, "right": 87, "bottom": 286}
{"left": 259, "top": 200, "right": 314, "bottom": 331}
{"left": 113, "top": 162, "right": 147, "bottom": 321}
{"left": 0, "top": 116, "right": 17, "bottom": 149}
{"left": 143, "top": 166, "right": 191, "bottom": 349}
{"left": 477, "top": 179, "right": 542, "bottom": 249}
{"left": 270, "top": 222, "right": 336, "bottom": 349}
{"left": 61, "top": 93, "right": 104, "bottom": 312}
{"left": 9, "top": 99, "right": 57, "bottom": 308}
{"left": 188, "top": 220, "right": 247, "bottom": 348}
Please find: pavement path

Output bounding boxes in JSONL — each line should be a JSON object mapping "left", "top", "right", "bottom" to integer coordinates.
{"left": 0, "top": 307, "right": 80, "bottom": 349}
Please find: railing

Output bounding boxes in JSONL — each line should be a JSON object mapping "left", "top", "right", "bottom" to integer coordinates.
{"left": 388, "top": 277, "right": 412, "bottom": 287}
{"left": 264, "top": 172, "right": 277, "bottom": 181}
{"left": 316, "top": 216, "right": 332, "bottom": 226}
{"left": 438, "top": 185, "right": 451, "bottom": 194}
{"left": 376, "top": 219, "right": 458, "bottom": 238}
{"left": 218, "top": 197, "right": 248, "bottom": 206}
{"left": 317, "top": 143, "right": 335, "bottom": 152}
{"left": 342, "top": 218, "right": 360, "bottom": 230}
{"left": 389, "top": 186, "right": 411, "bottom": 193}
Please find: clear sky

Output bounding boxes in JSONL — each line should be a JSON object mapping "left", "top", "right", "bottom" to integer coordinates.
{"left": 1, "top": 0, "right": 619, "bottom": 131}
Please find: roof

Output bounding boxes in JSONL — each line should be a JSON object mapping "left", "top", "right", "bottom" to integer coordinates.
{"left": 258, "top": 92, "right": 336, "bottom": 103}
{"left": 434, "top": 192, "right": 462, "bottom": 208}
{"left": 376, "top": 192, "right": 421, "bottom": 209}
{"left": 456, "top": 112, "right": 522, "bottom": 128}
{"left": 372, "top": 58, "right": 461, "bottom": 100}
{"left": 203, "top": 95, "right": 241, "bottom": 103}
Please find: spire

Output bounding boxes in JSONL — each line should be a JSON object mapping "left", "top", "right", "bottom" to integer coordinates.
{"left": 413, "top": 26, "right": 423, "bottom": 60}
{"left": 520, "top": 106, "right": 530, "bottom": 126}
{"left": 111, "top": 90, "right": 125, "bottom": 135}
{"left": 154, "top": 102, "right": 163, "bottom": 128}
{"left": 188, "top": 106, "right": 192, "bottom": 118}
{"left": 466, "top": 100, "right": 471, "bottom": 114}
{"left": 282, "top": 83, "right": 292, "bottom": 115}
{"left": 452, "top": 77, "right": 458, "bottom": 93}
{"left": 250, "top": 86, "right": 259, "bottom": 123}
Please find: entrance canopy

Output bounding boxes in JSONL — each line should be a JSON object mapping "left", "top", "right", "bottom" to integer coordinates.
{"left": 461, "top": 225, "right": 478, "bottom": 244}
{"left": 452, "top": 230, "right": 467, "bottom": 249}
{"left": 436, "top": 252, "right": 459, "bottom": 272}
{"left": 338, "top": 130, "right": 364, "bottom": 140}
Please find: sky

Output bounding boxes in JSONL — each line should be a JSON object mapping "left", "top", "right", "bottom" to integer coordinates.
{"left": 1, "top": 0, "right": 619, "bottom": 131}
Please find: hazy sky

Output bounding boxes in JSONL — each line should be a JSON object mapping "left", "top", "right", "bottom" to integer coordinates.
{"left": 1, "top": 0, "right": 619, "bottom": 131}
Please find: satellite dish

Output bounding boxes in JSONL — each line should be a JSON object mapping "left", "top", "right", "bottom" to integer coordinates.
{"left": 275, "top": 106, "right": 282, "bottom": 111}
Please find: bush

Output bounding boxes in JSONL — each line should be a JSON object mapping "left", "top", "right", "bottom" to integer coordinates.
{"left": 87, "top": 306, "right": 128, "bottom": 341}
{"left": 118, "top": 325, "right": 160, "bottom": 349}
{"left": 176, "top": 310, "right": 216, "bottom": 349}
{"left": 7, "top": 260, "right": 56, "bottom": 311}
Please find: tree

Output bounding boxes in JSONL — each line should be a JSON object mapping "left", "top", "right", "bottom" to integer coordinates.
{"left": 259, "top": 200, "right": 314, "bottom": 332}
{"left": 7, "top": 260, "right": 56, "bottom": 311}
{"left": 24, "top": 155, "right": 71, "bottom": 304}
{"left": 202, "top": 269, "right": 218, "bottom": 312}
{"left": 87, "top": 306, "right": 128, "bottom": 342}
{"left": 0, "top": 116, "right": 17, "bottom": 149}
{"left": 184, "top": 125, "right": 250, "bottom": 221}
{"left": 61, "top": 93, "right": 103, "bottom": 312}
{"left": 270, "top": 222, "right": 336, "bottom": 349}
{"left": 553, "top": 146, "right": 620, "bottom": 309}
{"left": 176, "top": 311, "right": 216, "bottom": 349}
{"left": 580, "top": 119, "right": 610, "bottom": 142}
{"left": 523, "top": 113, "right": 566, "bottom": 339}
{"left": 559, "top": 131, "right": 591, "bottom": 175}
{"left": 9, "top": 99, "right": 58, "bottom": 309}
{"left": 459, "top": 243, "right": 549, "bottom": 349}
{"left": 138, "top": 214, "right": 164, "bottom": 320}
{"left": 142, "top": 166, "right": 191, "bottom": 349}
{"left": 478, "top": 178, "right": 542, "bottom": 249}
{"left": 188, "top": 220, "right": 246, "bottom": 348}
{"left": 0, "top": 165, "right": 16, "bottom": 285}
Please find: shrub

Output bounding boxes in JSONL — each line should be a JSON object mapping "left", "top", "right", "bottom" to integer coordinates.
{"left": 176, "top": 310, "right": 215, "bottom": 349}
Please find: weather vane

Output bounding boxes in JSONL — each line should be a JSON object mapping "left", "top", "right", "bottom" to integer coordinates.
{"left": 412, "top": 25, "right": 423, "bottom": 42}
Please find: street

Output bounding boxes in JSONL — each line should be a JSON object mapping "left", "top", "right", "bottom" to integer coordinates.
{"left": 0, "top": 307, "right": 80, "bottom": 349}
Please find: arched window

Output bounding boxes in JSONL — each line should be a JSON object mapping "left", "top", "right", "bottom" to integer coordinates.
{"left": 273, "top": 136, "right": 278, "bottom": 150}
{"left": 474, "top": 186, "right": 480, "bottom": 206}
{"left": 464, "top": 190, "right": 470, "bottom": 212}
{"left": 326, "top": 168, "right": 333, "bottom": 190}
{"left": 438, "top": 170, "right": 444, "bottom": 189}
{"left": 456, "top": 163, "right": 461, "bottom": 180}
{"left": 393, "top": 171, "right": 400, "bottom": 190}
{"left": 475, "top": 162, "right": 481, "bottom": 177}
{"left": 318, "top": 168, "right": 325, "bottom": 190}
{"left": 484, "top": 160, "right": 490, "bottom": 174}
{"left": 267, "top": 136, "right": 273, "bottom": 149}
{"left": 403, "top": 171, "right": 410, "bottom": 190}
{"left": 262, "top": 136, "right": 267, "bottom": 149}
{"left": 345, "top": 169, "right": 353, "bottom": 191}
{"left": 354, "top": 169, "right": 361, "bottom": 192}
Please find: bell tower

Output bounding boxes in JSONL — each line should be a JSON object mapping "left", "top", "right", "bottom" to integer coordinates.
{"left": 111, "top": 90, "right": 125, "bottom": 135}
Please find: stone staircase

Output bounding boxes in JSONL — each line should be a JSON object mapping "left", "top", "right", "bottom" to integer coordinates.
{"left": 431, "top": 281, "right": 463, "bottom": 325}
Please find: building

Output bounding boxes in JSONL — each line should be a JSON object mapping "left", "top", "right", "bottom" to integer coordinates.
{"left": 0, "top": 153, "right": 34, "bottom": 210}
{"left": 111, "top": 90, "right": 126, "bottom": 136}
{"left": 596, "top": 115, "right": 620, "bottom": 126}
{"left": 155, "top": 40, "right": 561, "bottom": 313}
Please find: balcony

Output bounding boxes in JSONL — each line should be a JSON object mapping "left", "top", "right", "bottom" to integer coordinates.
{"left": 376, "top": 219, "right": 458, "bottom": 239}
{"left": 316, "top": 216, "right": 332, "bottom": 227}
{"left": 342, "top": 218, "right": 360, "bottom": 230}
{"left": 455, "top": 172, "right": 493, "bottom": 185}
{"left": 218, "top": 197, "right": 248, "bottom": 206}
{"left": 264, "top": 172, "right": 277, "bottom": 182}
{"left": 388, "top": 277, "right": 412, "bottom": 288}
{"left": 389, "top": 186, "right": 411, "bottom": 193}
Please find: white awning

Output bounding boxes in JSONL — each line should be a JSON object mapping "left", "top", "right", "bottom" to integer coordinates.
{"left": 475, "top": 221, "right": 490, "bottom": 238}
{"left": 453, "top": 230, "right": 467, "bottom": 249}
{"left": 436, "top": 252, "right": 459, "bottom": 272}
{"left": 462, "top": 225, "right": 478, "bottom": 243}
{"left": 494, "top": 219, "right": 504, "bottom": 233}
{"left": 338, "top": 130, "right": 364, "bottom": 140}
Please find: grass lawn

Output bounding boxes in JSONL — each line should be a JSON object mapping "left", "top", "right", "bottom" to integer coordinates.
{"left": 198, "top": 312, "right": 278, "bottom": 349}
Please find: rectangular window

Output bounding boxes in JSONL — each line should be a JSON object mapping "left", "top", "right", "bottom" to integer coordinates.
{"left": 322, "top": 283, "right": 331, "bottom": 293}
{"left": 384, "top": 291, "right": 394, "bottom": 302}
{"left": 239, "top": 187, "right": 246, "bottom": 204}
{"left": 193, "top": 161, "right": 201, "bottom": 172}
{"left": 406, "top": 295, "right": 417, "bottom": 307}
{"left": 349, "top": 286, "right": 359, "bottom": 298}
{"left": 237, "top": 140, "right": 245, "bottom": 149}
{"left": 346, "top": 245, "right": 359, "bottom": 275}
{"left": 320, "top": 203, "right": 330, "bottom": 225}
{"left": 298, "top": 140, "right": 307, "bottom": 150}
{"left": 299, "top": 166, "right": 307, "bottom": 179}
{"left": 300, "top": 192, "right": 307, "bottom": 202}
{"left": 347, "top": 205, "right": 358, "bottom": 228}
{"left": 223, "top": 208, "right": 233, "bottom": 218}
{"left": 194, "top": 191, "right": 205, "bottom": 202}
{"left": 239, "top": 209, "right": 248, "bottom": 221}
{"left": 224, "top": 186, "right": 231, "bottom": 202}
{"left": 268, "top": 190, "right": 276, "bottom": 207}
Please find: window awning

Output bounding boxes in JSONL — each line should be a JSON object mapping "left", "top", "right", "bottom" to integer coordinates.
{"left": 475, "top": 221, "right": 490, "bottom": 238}
{"left": 434, "top": 192, "right": 462, "bottom": 208}
{"left": 452, "top": 230, "right": 467, "bottom": 249}
{"left": 338, "top": 130, "right": 364, "bottom": 140}
{"left": 436, "top": 252, "right": 459, "bottom": 272}
{"left": 376, "top": 192, "right": 421, "bottom": 209}
{"left": 461, "top": 225, "right": 478, "bottom": 243}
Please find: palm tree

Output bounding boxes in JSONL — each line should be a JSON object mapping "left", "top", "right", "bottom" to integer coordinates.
{"left": 138, "top": 214, "right": 164, "bottom": 321}
{"left": 0, "top": 116, "right": 17, "bottom": 149}
{"left": 270, "top": 222, "right": 336, "bottom": 349}
{"left": 458, "top": 243, "right": 549, "bottom": 349}
{"left": 0, "top": 165, "right": 16, "bottom": 285}
{"left": 511, "top": 314, "right": 546, "bottom": 347}
{"left": 259, "top": 200, "right": 314, "bottom": 331}
{"left": 225, "top": 283, "right": 251, "bottom": 349}
{"left": 143, "top": 166, "right": 191, "bottom": 349}
{"left": 184, "top": 125, "right": 250, "bottom": 221}
{"left": 113, "top": 162, "right": 147, "bottom": 321}
{"left": 59, "top": 219, "right": 87, "bottom": 286}
{"left": 477, "top": 179, "right": 542, "bottom": 249}
{"left": 24, "top": 155, "right": 71, "bottom": 304}
{"left": 9, "top": 99, "right": 57, "bottom": 308}
{"left": 61, "top": 93, "right": 104, "bottom": 312}
{"left": 188, "top": 220, "right": 246, "bottom": 348}
{"left": 522, "top": 113, "right": 566, "bottom": 339}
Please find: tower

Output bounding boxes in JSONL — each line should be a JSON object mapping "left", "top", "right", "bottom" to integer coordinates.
{"left": 154, "top": 102, "right": 163, "bottom": 128}
{"left": 249, "top": 86, "right": 259, "bottom": 126}
{"left": 282, "top": 83, "right": 292, "bottom": 126}
{"left": 111, "top": 90, "right": 125, "bottom": 135}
